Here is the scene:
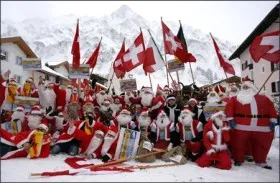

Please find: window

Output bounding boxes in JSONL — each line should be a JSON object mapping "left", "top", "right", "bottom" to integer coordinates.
{"left": 16, "top": 56, "right": 22, "bottom": 65}
{"left": 1, "top": 49, "right": 8, "bottom": 61}
{"left": 14, "top": 75, "right": 21, "bottom": 85}
{"left": 45, "top": 74, "right": 49, "bottom": 81}
{"left": 250, "top": 71, "right": 254, "bottom": 82}
{"left": 271, "top": 81, "right": 280, "bottom": 93}
{"left": 271, "top": 62, "right": 280, "bottom": 71}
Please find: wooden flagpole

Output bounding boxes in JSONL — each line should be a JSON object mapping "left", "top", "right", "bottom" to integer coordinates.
{"left": 148, "top": 73, "right": 153, "bottom": 90}
{"left": 257, "top": 69, "right": 276, "bottom": 94}
{"left": 161, "top": 17, "right": 170, "bottom": 87}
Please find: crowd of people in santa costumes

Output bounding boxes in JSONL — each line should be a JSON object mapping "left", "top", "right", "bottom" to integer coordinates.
{"left": 0, "top": 70, "right": 279, "bottom": 170}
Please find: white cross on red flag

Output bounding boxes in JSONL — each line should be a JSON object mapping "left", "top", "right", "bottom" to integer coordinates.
{"left": 113, "top": 39, "right": 126, "bottom": 79}
{"left": 122, "top": 31, "right": 146, "bottom": 72}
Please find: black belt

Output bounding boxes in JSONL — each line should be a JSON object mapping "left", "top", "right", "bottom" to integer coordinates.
{"left": 234, "top": 114, "right": 270, "bottom": 118}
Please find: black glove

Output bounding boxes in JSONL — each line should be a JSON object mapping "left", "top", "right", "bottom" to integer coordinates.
{"left": 55, "top": 76, "right": 60, "bottom": 84}
{"left": 13, "top": 119, "right": 20, "bottom": 122}
{"left": 46, "top": 106, "right": 52, "bottom": 114}
{"left": 79, "top": 98, "right": 84, "bottom": 103}
{"left": 101, "top": 155, "right": 111, "bottom": 162}
{"left": 150, "top": 132, "right": 157, "bottom": 144}
{"left": 86, "top": 115, "right": 94, "bottom": 126}
{"left": 49, "top": 111, "right": 59, "bottom": 117}
{"left": 191, "top": 131, "right": 203, "bottom": 142}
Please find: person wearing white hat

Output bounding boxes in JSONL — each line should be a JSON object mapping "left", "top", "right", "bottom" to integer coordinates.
{"left": 186, "top": 98, "right": 207, "bottom": 126}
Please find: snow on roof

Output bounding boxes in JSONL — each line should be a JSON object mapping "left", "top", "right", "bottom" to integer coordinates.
{"left": 41, "top": 64, "right": 69, "bottom": 80}
{"left": 47, "top": 61, "right": 68, "bottom": 66}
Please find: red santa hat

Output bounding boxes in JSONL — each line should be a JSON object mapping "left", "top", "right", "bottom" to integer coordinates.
{"left": 157, "top": 109, "right": 167, "bottom": 117}
{"left": 214, "top": 84, "right": 225, "bottom": 94}
{"left": 166, "top": 94, "right": 176, "bottom": 101}
{"left": 210, "top": 111, "right": 226, "bottom": 121}
{"left": 15, "top": 105, "right": 25, "bottom": 112}
{"left": 95, "top": 129, "right": 105, "bottom": 137}
{"left": 180, "top": 107, "right": 195, "bottom": 116}
{"left": 241, "top": 76, "right": 258, "bottom": 92}
{"left": 26, "top": 77, "right": 33, "bottom": 83}
{"left": 37, "top": 120, "right": 49, "bottom": 132}
{"left": 106, "top": 125, "right": 118, "bottom": 138}
{"left": 9, "top": 78, "right": 18, "bottom": 86}
{"left": 30, "top": 106, "right": 42, "bottom": 115}
{"left": 188, "top": 98, "right": 197, "bottom": 104}
{"left": 119, "top": 108, "right": 131, "bottom": 115}
{"left": 163, "top": 85, "right": 170, "bottom": 91}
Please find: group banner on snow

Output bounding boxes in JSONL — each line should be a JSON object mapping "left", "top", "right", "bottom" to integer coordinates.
{"left": 114, "top": 128, "right": 140, "bottom": 160}
{"left": 22, "top": 58, "right": 42, "bottom": 70}
{"left": 69, "top": 64, "right": 90, "bottom": 79}
{"left": 167, "top": 58, "right": 185, "bottom": 72}
{"left": 119, "top": 79, "right": 137, "bottom": 92}
{"left": 203, "top": 103, "right": 226, "bottom": 120}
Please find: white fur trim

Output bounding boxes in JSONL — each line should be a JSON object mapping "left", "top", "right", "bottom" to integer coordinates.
{"left": 167, "top": 96, "right": 176, "bottom": 101}
{"left": 16, "top": 130, "right": 35, "bottom": 148}
{"left": 212, "top": 144, "right": 227, "bottom": 151}
{"left": 106, "top": 153, "right": 113, "bottom": 160}
{"left": 226, "top": 117, "right": 234, "bottom": 121}
{"left": 38, "top": 123, "right": 48, "bottom": 131}
{"left": 197, "top": 122, "right": 203, "bottom": 132}
{"left": 206, "top": 131, "right": 214, "bottom": 140}
{"left": 1, "top": 137, "right": 16, "bottom": 146}
{"left": 206, "top": 148, "right": 215, "bottom": 155}
{"left": 210, "top": 111, "right": 225, "bottom": 120}
{"left": 222, "top": 126, "right": 230, "bottom": 131}
{"left": 95, "top": 130, "right": 104, "bottom": 136}
{"left": 31, "top": 110, "right": 42, "bottom": 114}
{"left": 188, "top": 98, "right": 197, "bottom": 103}
{"left": 67, "top": 126, "right": 76, "bottom": 135}
{"left": 270, "top": 118, "right": 277, "bottom": 123}
{"left": 16, "top": 106, "right": 24, "bottom": 111}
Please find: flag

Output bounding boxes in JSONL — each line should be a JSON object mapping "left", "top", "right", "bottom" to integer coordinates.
{"left": 161, "top": 20, "right": 194, "bottom": 63}
{"left": 122, "top": 31, "right": 146, "bottom": 72}
{"left": 156, "top": 84, "right": 163, "bottom": 93}
{"left": 86, "top": 38, "right": 102, "bottom": 69}
{"left": 210, "top": 33, "right": 235, "bottom": 75}
{"left": 71, "top": 19, "right": 80, "bottom": 69}
{"left": 176, "top": 23, "right": 196, "bottom": 62}
{"left": 113, "top": 39, "right": 126, "bottom": 79}
{"left": 143, "top": 36, "right": 165, "bottom": 75}
{"left": 249, "top": 30, "right": 280, "bottom": 63}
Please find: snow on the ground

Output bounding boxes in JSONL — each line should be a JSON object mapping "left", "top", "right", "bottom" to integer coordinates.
{"left": 1, "top": 138, "right": 279, "bottom": 182}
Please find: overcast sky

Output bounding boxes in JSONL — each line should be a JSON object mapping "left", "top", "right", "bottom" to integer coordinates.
{"left": 1, "top": 1, "right": 278, "bottom": 44}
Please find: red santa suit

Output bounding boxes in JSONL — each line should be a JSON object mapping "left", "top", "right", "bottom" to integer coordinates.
{"left": 21, "top": 106, "right": 47, "bottom": 132}
{"left": 53, "top": 84, "right": 68, "bottom": 112}
{"left": 0, "top": 71, "right": 9, "bottom": 108}
{"left": 225, "top": 94, "right": 277, "bottom": 164}
{"left": 111, "top": 109, "right": 134, "bottom": 131}
{"left": 1, "top": 78, "right": 19, "bottom": 111}
{"left": 1, "top": 122, "right": 51, "bottom": 160}
{"left": 196, "top": 113, "right": 231, "bottom": 170}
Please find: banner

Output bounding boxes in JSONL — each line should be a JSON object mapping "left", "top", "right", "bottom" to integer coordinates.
{"left": 114, "top": 128, "right": 140, "bottom": 160}
{"left": 203, "top": 103, "right": 226, "bottom": 121}
{"left": 22, "top": 58, "right": 42, "bottom": 70}
{"left": 69, "top": 64, "right": 90, "bottom": 79}
{"left": 167, "top": 58, "right": 185, "bottom": 72}
{"left": 13, "top": 96, "right": 40, "bottom": 112}
{"left": 119, "top": 79, "right": 137, "bottom": 92}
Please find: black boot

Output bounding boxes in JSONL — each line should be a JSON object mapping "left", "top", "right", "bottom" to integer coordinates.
{"left": 246, "top": 156, "right": 254, "bottom": 162}
{"left": 262, "top": 165, "right": 272, "bottom": 170}
{"left": 234, "top": 161, "right": 242, "bottom": 166}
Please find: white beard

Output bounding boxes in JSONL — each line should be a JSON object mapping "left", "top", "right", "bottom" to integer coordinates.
{"left": 100, "top": 105, "right": 110, "bottom": 112}
{"left": 116, "top": 114, "right": 132, "bottom": 126}
{"left": 96, "top": 93, "right": 107, "bottom": 106}
{"left": 87, "top": 136, "right": 103, "bottom": 155}
{"left": 214, "top": 118, "right": 223, "bottom": 127}
{"left": 55, "top": 116, "right": 64, "bottom": 130}
{"left": 65, "top": 89, "right": 72, "bottom": 103}
{"left": 45, "top": 89, "right": 56, "bottom": 108}
{"left": 12, "top": 111, "right": 25, "bottom": 122}
{"left": 162, "top": 91, "right": 169, "bottom": 99}
{"left": 229, "top": 91, "right": 238, "bottom": 98}
{"left": 110, "top": 103, "right": 122, "bottom": 113}
{"left": 207, "top": 96, "right": 220, "bottom": 103}
{"left": 138, "top": 115, "right": 151, "bottom": 127}
{"left": 156, "top": 117, "right": 170, "bottom": 129}
{"left": 141, "top": 93, "right": 153, "bottom": 107}
{"left": 179, "top": 114, "right": 193, "bottom": 126}
{"left": 80, "top": 91, "right": 85, "bottom": 99}
{"left": 27, "top": 115, "right": 42, "bottom": 129}
{"left": 101, "top": 136, "right": 114, "bottom": 156}
{"left": 237, "top": 88, "right": 256, "bottom": 105}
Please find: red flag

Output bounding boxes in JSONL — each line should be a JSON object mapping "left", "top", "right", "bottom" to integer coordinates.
{"left": 143, "top": 36, "right": 165, "bottom": 75}
{"left": 161, "top": 20, "right": 195, "bottom": 63}
{"left": 122, "top": 31, "right": 146, "bottom": 72}
{"left": 71, "top": 19, "right": 80, "bottom": 69}
{"left": 210, "top": 33, "right": 235, "bottom": 75}
{"left": 86, "top": 38, "right": 102, "bottom": 69}
{"left": 71, "top": 79, "right": 78, "bottom": 88}
{"left": 113, "top": 39, "right": 126, "bottom": 79}
{"left": 249, "top": 30, "right": 280, "bottom": 63}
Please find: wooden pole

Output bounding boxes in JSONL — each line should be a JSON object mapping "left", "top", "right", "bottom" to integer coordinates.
{"left": 148, "top": 73, "right": 153, "bottom": 90}
{"left": 176, "top": 71, "right": 180, "bottom": 89}
{"left": 78, "top": 78, "right": 81, "bottom": 98}
{"left": 257, "top": 70, "right": 275, "bottom": 94}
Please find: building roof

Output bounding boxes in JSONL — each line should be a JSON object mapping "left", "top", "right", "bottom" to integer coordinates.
{"left": 1, "top": 36, "right": 37, "bottom": 58}
{"left": 229, "top": 3, "right": 280, "bottom": 60}
{"left": 200, "top": 76, "right": 241, "bottom": 88}
{"left": 41, "top": 64, "right": 69, "bottom": 80}
{"left": 46, "top": 61, "right": 70, "bottom": 71}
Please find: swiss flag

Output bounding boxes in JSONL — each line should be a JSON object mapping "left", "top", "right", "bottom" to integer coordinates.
{"left": 122, "top": 31, "right": 146, "bottom": 72}
{"left": 113, "top": 39, "right": 126, "bottom": 79}
{"left": 71, "top": 19, "right": 80, "bottom": 69}
{"left": 210, "top": 33, "right": 235, "bottom": 75}
{"left": 249, "top": 30, "right": 280, "bottom": 63}
{"left": 161, "top": 20, "right": 195, "bottom": 63}
{"left": 86, "top": 38, "right": 102, "bottom": 69}
{"left": 143, "top": 36, "right": 165, "bottom": 75}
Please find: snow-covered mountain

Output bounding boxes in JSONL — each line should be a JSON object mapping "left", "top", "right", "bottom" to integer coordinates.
{"left": 1, "top": 5, "right": 240, "bottom": 92}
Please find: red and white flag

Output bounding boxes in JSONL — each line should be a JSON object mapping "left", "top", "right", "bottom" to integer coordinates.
{"left": 210, "top": 33, "right": 235, "bottom": 75}
{"left": 161, "top": 20, "right": 194, "bottom": 62}
{"left": 143, "top": 36, "right": 165, "bottom": 75}
{"left": 71, "top": 19, "right": 80, "bottom": 69}
{"left": 122, "top": 31, "right": 146, "bottom": 72}
{"left": 86, "top": 38, "right": 102, "bottom": 69}
{"left": 249, "top": 30, "right": 280, "bottom": 63}
{"left": 113, "top": 39, "right": 126, "bottom": 79}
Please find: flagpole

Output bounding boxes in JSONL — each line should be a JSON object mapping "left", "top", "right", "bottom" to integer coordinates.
{"left": 161, "top": 17, "right": 171, "bottom": 87}
{"left": 147, "top": 28, "right": 175, "bottom": 85}
{"left": 179, "top": 20, "right": 195, "bottom": 84}
{"left": 148, "top": 73, "right": 153, "bottom": 90}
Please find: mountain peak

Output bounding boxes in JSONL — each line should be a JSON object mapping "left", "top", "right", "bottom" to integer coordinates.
{"left": 110, "top": 5, "right": 136, "bottom": 19}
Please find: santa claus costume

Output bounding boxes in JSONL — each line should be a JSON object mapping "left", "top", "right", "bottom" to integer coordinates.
{"left": 150, "top": 110, "right": 172, "bottom": 150}
{"left": 21, "top": 106, "right": 48, "bottom": 132}
{"left": 225, "top": 77, "right": 277, "bottom": 169}
{"left": 17, "top": 77, "right": 35, "bottom": 97}
{"left": 111, "top": 95, "right": 125, "bottom": 118}
{"left": 186, "top": 98, "right": 207, "bottom": 125}
{"left": 10, "top": 105, "right": 26, "bottom": 135}
{"left": 175, "top": 107, "right": 203, "bottom": 161}
{"left": 1, "top": 78, "right": 19, "bottom": 112}
{"left": 93, "top": 89, "right": 108, "bottom": 109}
{"left": 1, "top": 121, "right": 51, "bottom": 160}
{"left": 222, "top": 83, "right": 239, "bottom": 103}
{"left": 38, "top": 82, "right": 56, "bottom": 112}
{"left": 196, "top": 111, "right": 231, "bottom": 170}
{"left": 0, "top": 70, "right": 10, "bottom": 109}
{"left": 53, "top": 77, "right": 73, "bottom": 112}
{"left": 112, "top": 108, "right": 134, "bottom": 131}
{"left": 206, "top": 90, "right": 221, "bottom": 104}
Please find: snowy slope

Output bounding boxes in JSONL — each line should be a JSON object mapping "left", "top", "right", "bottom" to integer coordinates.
{"left": 1, "top": 138, "right": 279, "bottom": 182}
{"left": 1, "top": 5, "right": 241, "bottom": 92}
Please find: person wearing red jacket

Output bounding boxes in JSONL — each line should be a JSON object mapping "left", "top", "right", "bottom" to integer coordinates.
{"left": 196, "top": 111, "right": 231, "bottom": 170}
{"left": 21, "top": 106, "right": 47, "bottom": 132}
{"left": 111, "top": 108, "right": 134, "bottom": 131}
{"left": 0, "top": 70, "right": 11, "bottom": 109}
{"left": 225, "top": 77, "right": 278, "bottom": 169}
{"left": 1, "top": 121, "right": 51, "bottom": 160}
